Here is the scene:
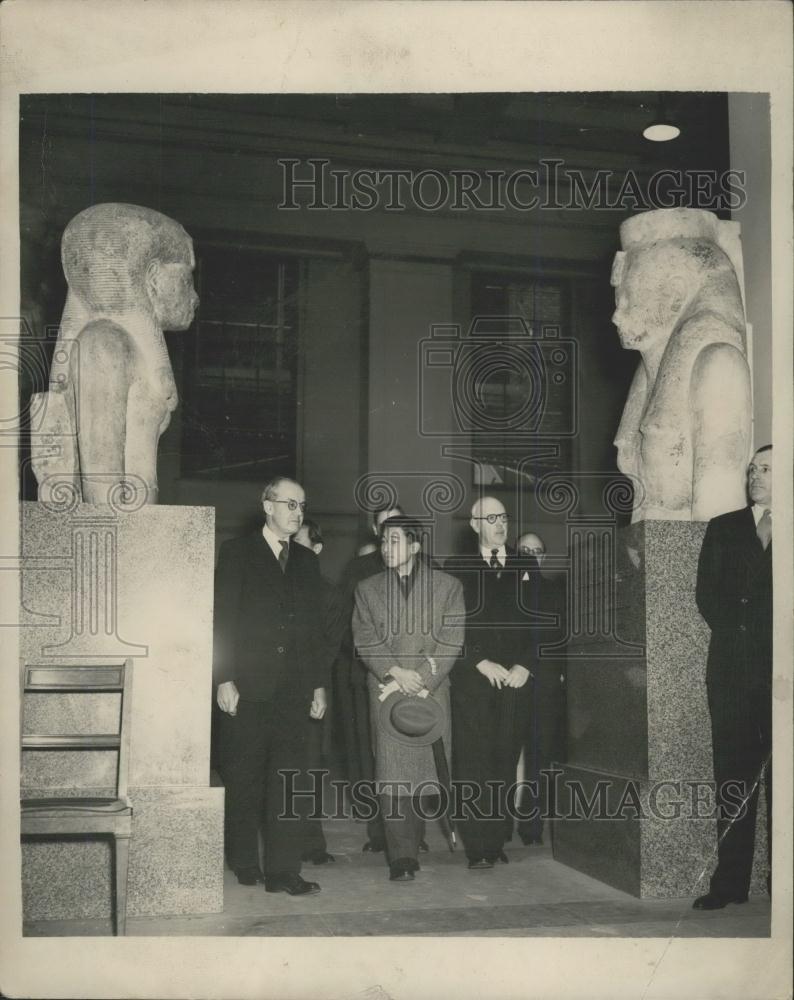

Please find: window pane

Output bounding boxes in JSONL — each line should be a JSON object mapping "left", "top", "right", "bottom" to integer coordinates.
{"left": 181, "top": 247, "right": 298, "bottom": 480}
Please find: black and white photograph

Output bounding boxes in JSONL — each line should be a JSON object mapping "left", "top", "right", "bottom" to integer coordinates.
{"left": 1, "top": 3, "right": 791, "bottom": 999}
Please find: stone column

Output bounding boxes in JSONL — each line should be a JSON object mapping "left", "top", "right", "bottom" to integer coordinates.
{"left": 20, "top": 500, "right": 224, "bottom": 922}
{"left": 550, "top": 513, "right": 768, "bottom": 898}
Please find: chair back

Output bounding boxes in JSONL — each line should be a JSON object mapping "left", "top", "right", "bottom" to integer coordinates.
{"left": 21, "top": 660, "right": 134, "bottom": 801}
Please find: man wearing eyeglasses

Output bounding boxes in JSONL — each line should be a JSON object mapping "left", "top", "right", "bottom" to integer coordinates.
{"left": 213, "top": 476, "right": 329, "bottom": 896}
{"left": 445, "top": 496, "right": 538, "bottom": 869}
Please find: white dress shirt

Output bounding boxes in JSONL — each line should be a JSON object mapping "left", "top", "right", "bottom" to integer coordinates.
{"left": 262, "top": 523, "right": 289, "bottom": 562}
{"left": 751, "top": 503, "right": 771, "bottom": 526}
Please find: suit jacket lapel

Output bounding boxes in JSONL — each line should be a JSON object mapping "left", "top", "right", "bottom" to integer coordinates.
{"left": 250, "top": 530, "right": 285, "bottom": 591}
{"left": 735, "top": 506, "right": 769, "bottom": 574}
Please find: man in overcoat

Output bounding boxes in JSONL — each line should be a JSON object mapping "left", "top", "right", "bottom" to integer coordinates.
{"left": 352, "top": 515, "right": 464, "bottom": 881}
{"left": 445, "top": 496, "right": 538, "bottom": 869}
{"left": 214, "top": 477, "right": 328, "bottom": 895}
{"left": 694, "top": 445, "right": 773, "bottom": 909}
{"left": 337, "top": 504, "right": 403, "bottom": 852}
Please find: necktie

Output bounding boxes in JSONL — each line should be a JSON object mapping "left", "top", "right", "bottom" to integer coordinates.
{"left": 278, "top": 540, "right": 289, "bottom": 572}
{"left": 489, "top": 548, "right": 500, "bottom": 569}
{"left": 757, "top": 509, "right": 772, "bottom": 550}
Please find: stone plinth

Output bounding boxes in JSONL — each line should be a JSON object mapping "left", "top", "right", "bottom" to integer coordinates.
{"left": 553, "top": 520, "right": 767, "bottom": 898}
{"left": 20, "top": 502, "right": 223, "bottom": 920}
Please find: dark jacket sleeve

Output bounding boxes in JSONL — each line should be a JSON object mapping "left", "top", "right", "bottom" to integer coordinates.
{"left": 695, "top": 517, "right": 724, "bottom": 630}
{"left": 298, "top": 551, "right": 331, "bottom": 692}
{"left": 213, "top": 539, "right": 242, "bottom": 687}
{"left": 321, "top": 579, "right": 347, "bottom": 675}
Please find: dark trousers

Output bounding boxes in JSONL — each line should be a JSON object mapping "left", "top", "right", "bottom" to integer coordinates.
{"left": 219, "top": 698, "right": 313, "bottom": 876}
{"left": 708, "top": 685, "right": 772, "bottom": 898}
{"left": 335, "top": 664, "right": 385, "bottom": 846}
{"left": 381, "top": 794, "right": 430, "bottom": 864}
{"left": 516, "top": 665, "right": 566, "bottom": 842}
{"left": 301, "top": 714, "right": 328, "bottom": 858}
{"left": 453, "top": 689, "right": 526, "bottom": 861}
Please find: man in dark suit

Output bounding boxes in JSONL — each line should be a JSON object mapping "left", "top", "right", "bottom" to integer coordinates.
{"left": 214, "top": 477, "right": 328, "bottom": 896}
{"left": 445, "top": 496, "right": 538, "bottom": 869}
{"left": 693, "top": 445, "right": 773, "bottom": 910}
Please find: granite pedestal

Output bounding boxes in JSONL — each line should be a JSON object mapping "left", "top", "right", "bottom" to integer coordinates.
{"left": 20, "top": 501, "right": 224, "bottom": 921}
{"left": 552, "top": 520, "right": 768, "bottom": 898}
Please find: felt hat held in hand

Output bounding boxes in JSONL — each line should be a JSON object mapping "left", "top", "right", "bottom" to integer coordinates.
{"left": 377, "top": 689, "right": 446, "bottom": 748}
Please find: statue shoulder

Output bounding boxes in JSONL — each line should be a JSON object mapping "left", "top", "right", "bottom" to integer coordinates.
{"left": 75, "top": 318, "right": 134, "bottom": 358}
{"left": 691, "top": 340, "right": 750, "bottom": 393}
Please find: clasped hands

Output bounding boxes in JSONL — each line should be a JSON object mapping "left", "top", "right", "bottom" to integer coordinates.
{"left": 389, "top": 665, "right": 426, "bottom": 696}
{"left": 475, "top": 659, "right": 531, "bottom": 689}
{"left": 216, "top": 680, "right": 327, "bottom": 719}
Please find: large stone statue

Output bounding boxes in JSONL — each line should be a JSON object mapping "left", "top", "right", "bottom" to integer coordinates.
{"left": 612, "top": 208, "right": 752, "bottom": 523}
{"left": 31, "top": 204, "right": 199, "bottom": 506}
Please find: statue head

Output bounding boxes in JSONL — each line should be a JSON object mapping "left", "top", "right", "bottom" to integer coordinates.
{"left": 611, "top": 208, "right": 745, "bottom": 353}
{"left": 61, "top": 203, "right": 199, "bottom": 330}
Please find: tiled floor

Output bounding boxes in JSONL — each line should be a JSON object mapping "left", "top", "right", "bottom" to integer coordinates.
{"left": 24, "top": 819, "right": 771, "bottom": 938}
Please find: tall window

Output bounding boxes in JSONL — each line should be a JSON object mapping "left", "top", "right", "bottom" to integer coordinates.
{"left": 181, "top": 246, "right": 299, "bottom": 480}
{"left": 468, "top": 271, "right": 574, "bottom": 488}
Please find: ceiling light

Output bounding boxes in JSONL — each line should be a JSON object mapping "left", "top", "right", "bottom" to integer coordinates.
{"left": 642, "top": 98, "right": 680, "bottom": 142}
{"left": 643, "top": 121, "right": 681, "bottom": 142}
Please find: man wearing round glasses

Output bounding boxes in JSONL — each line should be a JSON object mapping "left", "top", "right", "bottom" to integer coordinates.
{"left": 214, "top": 476, "right": 329, "bottom": 896}
{"left": 445, "top": 496, "right": 538, "bottom": 870}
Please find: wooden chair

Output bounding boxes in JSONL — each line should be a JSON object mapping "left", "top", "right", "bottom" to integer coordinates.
{"left": 21, "top": 661, "right": 134, "bottom": 935}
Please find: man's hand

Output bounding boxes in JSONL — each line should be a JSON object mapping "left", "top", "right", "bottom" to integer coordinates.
{"left": 310, "top": 687, "right": 327, "bottom": 720}
{"left": 390, "top": 666, "right": 425, "bottom": 695}
{"left": 475, "top": 659, "right": 509, "bottom": 688}
{"left": 504, "top": 664, "right": 532, "bottom": 689}
{"left": 217, "top": 680, "right": 240, "bottom": 715}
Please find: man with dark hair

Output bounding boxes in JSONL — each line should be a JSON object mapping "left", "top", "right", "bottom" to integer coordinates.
{"left": 214, "top": 477, "right": 328, "bottom": 895}
{"left": 336, "top": 503, "right": 404, "bottom": 852}
{"left": 445, "top": 496, "right": 538, "bottom": 869}
{"left": 694, "top": 445, "right": 773, "bottom": 909}
{"left": 353, "top": 515, "right": 464, "bottom": 880}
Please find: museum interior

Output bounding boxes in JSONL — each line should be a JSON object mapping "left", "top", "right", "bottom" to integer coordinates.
{"left": 17, "top": 92, "right": 773, "bottom": 937}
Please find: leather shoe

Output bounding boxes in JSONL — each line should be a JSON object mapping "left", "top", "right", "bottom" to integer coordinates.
{"left": 265, "top": 873, "right": 321, "bottom": 896}
{"left": 301, "top": 850, "right": 336, "bottom": 865}
{"left": 497, "top": 850, "right": 509, "bottom": 864}
{"left": 519, "top": 832, "right": 543, "bottom": 846}
{"left": 362, "top": 840, "right": 385, "bottom": 853}
{"left": 692, "top": 891, "right": 748, "bottom": 910}
{"left": 234, "top": 866, "right": 265, "bottom": 886}
{"left": 389, "top": 859, "right": 416, "bottom": 882}
{"left": 468, "top": 858, "right": 494, "bottom": 870}
{"left": 418, "top": 839, "right": 429, "bottom": 853}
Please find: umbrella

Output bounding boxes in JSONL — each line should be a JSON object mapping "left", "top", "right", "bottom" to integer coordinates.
{"left": 431, "top": 736, "right": 457, "bottom": 851}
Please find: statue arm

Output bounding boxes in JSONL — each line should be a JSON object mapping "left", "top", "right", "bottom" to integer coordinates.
{"left": 690, "top": 342, "right": 752, "bottom": 521}
{"left": 72, "top": 320, "right": 133, "bottom": 504}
